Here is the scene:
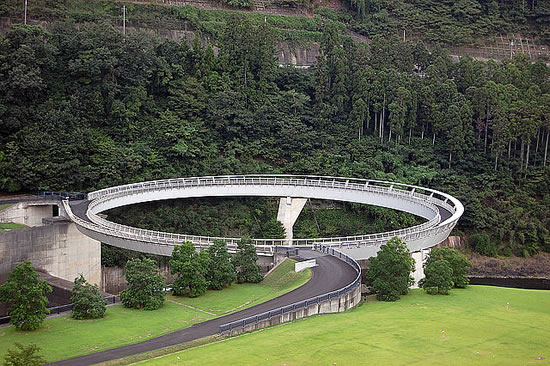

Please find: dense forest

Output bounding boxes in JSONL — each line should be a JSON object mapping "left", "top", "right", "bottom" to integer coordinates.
{"left": 1, "top": 0, "right": 550, "bottom": 46}
{"left": 0, "top": 16, "right": 549, "bottom": 257}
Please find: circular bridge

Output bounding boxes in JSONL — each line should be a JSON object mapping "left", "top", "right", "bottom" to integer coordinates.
{"left": 63, "top": 175, "right": 463, "bottom": 260}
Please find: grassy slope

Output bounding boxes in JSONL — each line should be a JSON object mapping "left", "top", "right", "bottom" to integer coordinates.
{"left": 0, "top": 204, "right": 13, "bottom": 211}
{"left": 169, "top": 259, "right": 312, "bottom": 315}
{"left": 0, "top": 222, "right": 25, "bottom": 232}
{"left": 0, "top": 259, "right": 310, "bottom": 362}
{"left": 143, "top": 286, "right": 550, "bottom": 366}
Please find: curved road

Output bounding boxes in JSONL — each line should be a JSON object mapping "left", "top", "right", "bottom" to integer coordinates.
{"left": 48, "top": 251, "right": 357, "bottom": 366}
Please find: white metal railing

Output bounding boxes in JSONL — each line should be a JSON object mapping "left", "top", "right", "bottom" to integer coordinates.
{"left": 73, "top": 175, "right": 463, "bottom": 253}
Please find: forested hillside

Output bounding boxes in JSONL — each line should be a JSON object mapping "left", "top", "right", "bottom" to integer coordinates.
{"left": 0, "top": 17, "right": 549, "bottom": 256}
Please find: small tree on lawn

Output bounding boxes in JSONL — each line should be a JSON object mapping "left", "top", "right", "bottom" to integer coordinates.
{"left": 207, "top": 240, "right": 236, "bottom": 290}
{"left": 71, "top": 274, "right": 107, "bottom": 319}
{"left": 0, "top": 260, "right": 52, "bottom": 330}
{"left": 365, "top": 237, "right": 415, "bottom": 301}
{"left": 170, "top": 241, "right": 210, "bottom": 297}
{"left": 120, "top": 258, "right": 166, "bottom": 310}
{"left": 423, "top": 259, "right": 454, "bottom": 295}
{"left": 425, "top": 247, "right": 471, "bottom": 288}
{"left": 233, "top": 237, "right": 263, "bottom": 284}
{"left": 3, "top": 343, "right": 46, "bottom": 366}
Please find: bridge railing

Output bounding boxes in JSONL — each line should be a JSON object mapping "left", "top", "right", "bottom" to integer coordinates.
{"left": 218, "top": 244, "right": 361, "bottom": 334}
{"left": 87, "top": 175, "right": 462, "bottom": 223}
{"left": 83, "top": 175, "right": 459, "bottom": 249}
{"left": 85, "top": 192, "right": 441, "bottom": 249}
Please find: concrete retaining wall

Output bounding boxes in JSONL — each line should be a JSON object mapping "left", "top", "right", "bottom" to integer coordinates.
{"left": 221, "top": 285, "right": 361, "bottom": 337}
{"left": 0, "top": 218, "right": 101, "bottom": 286}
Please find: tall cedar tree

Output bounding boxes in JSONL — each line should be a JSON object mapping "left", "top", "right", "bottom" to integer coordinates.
{"left": 71, "top": 274, "right": 107, "bottom": 319}
{"left": 423, "top": 259, "right": 454, "bottom": 295}
{"left": 120, "top": 258, "right": 166, "bottom": 310}
{"left": 170, "top": 241, "right": 210, "bottom": 297}
{"left": 0, "top": 260, "right": 52, "bottom": 330}
{"left": 366, "top": 237, "right": 415, "bottom": 301}
{"left": 233, "top": 237, "right": 263, "bottom": 283}
{"left": 425, "top": 247, "right": 472, "bottom": 288}
{"left": 207, "top": 240, "right": 236, "bottom": 290}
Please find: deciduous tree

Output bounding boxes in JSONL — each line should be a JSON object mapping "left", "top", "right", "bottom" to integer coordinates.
{"left": 120, "top": 258, "right": 166, "bottom": 310}
{"left": 365, "top": 237, "right": 415, "bottom": 301}
{"left": 0, "top": 260, "right": 51, "bottom": 330}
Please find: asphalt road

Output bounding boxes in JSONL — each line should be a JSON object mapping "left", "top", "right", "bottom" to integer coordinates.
{"left": 48, "top": 252, "right": 357, "bottom": 366}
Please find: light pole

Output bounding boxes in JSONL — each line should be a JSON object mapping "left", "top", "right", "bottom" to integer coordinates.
{"left": 122, "top": 6, "right": 126, "bottom": 36}
{"left": 24, "top": 0, "right": 27, "bottom": 25}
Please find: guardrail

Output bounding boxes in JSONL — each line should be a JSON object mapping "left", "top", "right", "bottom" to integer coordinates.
{"left": 218, "top": 244, "right": 361, "bottom": 334}
{"left": 0, "top": 295, "right": 119, "bottom": 325}
{"left": 76, "top": 175, "right": 462, "bottom": 250}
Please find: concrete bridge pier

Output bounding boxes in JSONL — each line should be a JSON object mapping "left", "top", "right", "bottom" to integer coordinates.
{"left": 277, "top": 197, "right": 307, "bottom": 244}
{"left": 411, "top": 248, "right": 430, "bottom": 288}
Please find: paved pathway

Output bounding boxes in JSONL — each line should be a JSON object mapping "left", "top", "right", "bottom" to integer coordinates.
{"left": 48, "top": 252, "right": 357, "bottom": 366}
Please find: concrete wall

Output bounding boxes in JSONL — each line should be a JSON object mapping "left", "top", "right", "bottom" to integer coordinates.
{"left": 0, "top": 218, "right": 101, "bottom": 286}
{"left": 102, "top": 263, "right": 176, "bottom": 294}
{"left": 0, "top": 201, "right": 57, "bottom": 227}
{"left": 221, "top": 285, "right": 361, "bottom": 337}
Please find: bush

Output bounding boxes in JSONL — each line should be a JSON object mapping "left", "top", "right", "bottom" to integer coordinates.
{"left": 207, "top": 240, "right": 236, "bottom": 290}
{"left": 233, "top": 237, "right": 263, "bottom": 283}
{"left": 365, "top": 237, "right": 415, "bottom": 301}
{"left": 0, "top": 261, "right": 52, "bottom": 330}
{"left": 170, "top": 241, "right": 210, "bottom": 297}
{"left": 426, "top": 247, "right": 471, "bottom": 288}
{"left": 120, "top": 258, "right": 166, "bottom": 310}
{"left": 470, "top": 233, "right": 497, "bottom": 257}
{"left": 71, "top": 274, "right": 107, "bottom": 320}
{"left": 423, "top": 259, "right": 453, "bottom": 295}
{"left": 3, "top": 343, "right": 46, "bottom": 366}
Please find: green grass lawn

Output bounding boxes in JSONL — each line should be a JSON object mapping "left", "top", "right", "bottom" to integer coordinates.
{"left": 0, "top": 222, "right": 25, "bottom": 232}
{"left": 0, "top": 259, "right": 310, "bottom": 362}
{"left": 0, "top": 204, "right": 12, "bottom": 211}
{"left": 142, "top": 286, "right": 550, "bottom": 366}
{"left": 168, "top": 259, "right": 312, "bottom": 315}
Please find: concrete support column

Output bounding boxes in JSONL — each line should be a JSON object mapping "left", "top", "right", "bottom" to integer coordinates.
{"left": 411, "top": 248, "right": 430, "bottom": 288}
{"left": 276, "top": 197, "right": 307, "bottom": 244}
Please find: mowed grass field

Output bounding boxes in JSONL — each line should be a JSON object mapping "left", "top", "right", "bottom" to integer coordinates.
{"left": 141, "top": 286, "right": 550, "bottom": 366}
{"left": 0, "top": 259, "right": 311, "bottom": 362}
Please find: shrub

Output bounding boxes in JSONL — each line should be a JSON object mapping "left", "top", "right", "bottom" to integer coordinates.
{"left": 365, "top": 237, "right": 415, "bottom": 301}
{"left": 470, "top": 232, "right": 497, "bottom": 257}
{"left": 71, "top": 274, "right": 107, "bottom": 320}
{"left": 0, "top": 261, "right": 52, "bottom": 330}
{"left": 423, "top": 259, "right": 453, "bottom": 295}
{"left": 233, "top": 237, "right": 263, "bottom": 283}
{"left": 120, "top": 258, "right": 166, "bottom": 310}
{"left": 425, "top": 247, "right": 471, "bottom": 288}
{"left": 3, "top": 343, "right": 46, "bottom": 366}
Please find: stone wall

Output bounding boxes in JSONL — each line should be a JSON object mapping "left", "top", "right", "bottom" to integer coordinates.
{"left": 0, "top": 218, "right": 101, "bottom": 286}
{"left": 221, "top": 285, "right": 361, "bottom": 337}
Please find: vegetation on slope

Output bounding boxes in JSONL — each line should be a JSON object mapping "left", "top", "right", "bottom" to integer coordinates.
{"left": 0, "top": 17, "right": 548, "bottom": 257}
{"left": 0, "top": 259, "right": 310, "bottom": 362}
